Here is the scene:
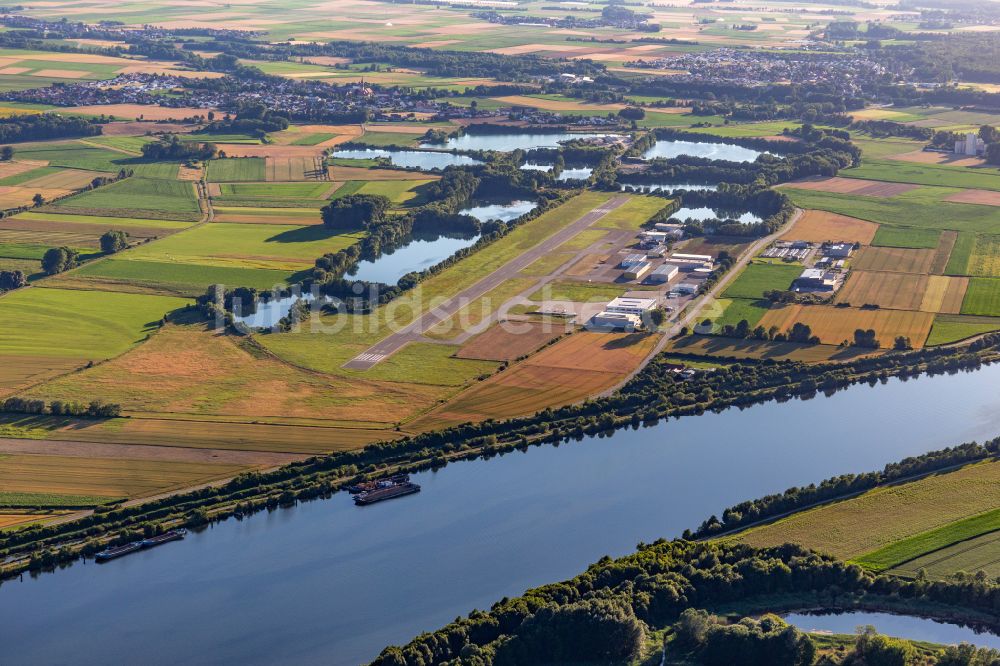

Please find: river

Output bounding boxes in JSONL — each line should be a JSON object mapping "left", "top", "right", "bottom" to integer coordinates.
{"left": 3, "top": 365, "right": 1000, "bottom": 664}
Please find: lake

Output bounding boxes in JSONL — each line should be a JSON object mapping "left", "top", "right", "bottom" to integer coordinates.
{"left": 643, "top": 139, "right": 766, "bottom": 162}
{"left": 4, "top": 365, "right": 1000, "bottom": 665}
{"left": 785, "top": 611, "right": 1000, "bottom": 649}
{"left": 332, "top": 149, "right": 482, "bottom": 169}
{"left": 670, "top": 206, "right": 763, "bottom": 224}
{"left": 620, "top": 182, "right": 718, "bottom": 193}
{"left": 521, "top": 163, "right": 593, "bottom": 180}
{"left": 350, "top": 233, "right": 480, "bottom": 284}
{"left": 459, "top": 199, "right": 536, "bottom": 223}
{"left": 434, "top": 132, "right": 620, "bottom": 152}
{"left": 233, "top": 290, "right": 328, "bottom": 330}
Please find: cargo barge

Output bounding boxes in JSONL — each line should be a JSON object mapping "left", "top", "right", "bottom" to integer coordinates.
{"left": 353, "top": 481, "right": 421, "bottom": 505}
{"left": 95, "top": 529, "right": 187, "bottom": 562}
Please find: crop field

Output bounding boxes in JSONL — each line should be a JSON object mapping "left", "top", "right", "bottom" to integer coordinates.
{"left": 328, "top": 165, "right": 432, "bottom": 181}
{"left": 30, "top": 317, "right": 452, "bottom": 428}
{"left": 356, "top": 179, "right": 432, "bottom": 205}
{"left": 722, "top": 262, "right": 802, "bottom": 300}
{"left": 944, "top": 189, "right": 1000, "bottom": 206}
{"left": 758, "top": 304, "right": 935, "bottom": 347}
{"left": 960, "top": 277, "right": 1000, "bottom": 316}
{"left": 212, "top": 206, "right": 322, "bottom": 225}
{"left": 1, "top": 211, "right": 191, "bottom": 237}
{"left": 870, "top": 226, "right": 941, "bottom": 249}
{"left": 206, "top": 158, "right": 267, "bottom": 182}
{"left": 846, "top": 160, "right": 1000, "bottom": 192}
{"left": 214, "top": 182, "right": 336, "bottom": 200}
{"left": 834, "top": 271, "right": 925, "bottom": 310}
{"left": 666, "top": 335, "right": 880, "bottom": 363}
{"left": 919, "top": 276, "right": 969, "bottom": 314}
{"left": 455, "top": 322, "right": 565, "bottom": 362}
{"left": 19, "top": 167, "right": 110, "bottom": 190}
{"left": 528, "top": 280, "right": 627, "bottom": 303}
{"left": 51, "top": 177, "right": 201, "bottom": 221}
{"left": 0, "top": 453, "right": 248, "bottom": 500}
{"left": 852, "top": 246, "right": 935, "bottom": 273}
{"left": 780, "top": 210, "right": 878, "bottom": 245}
{"left": 0, "top": 492, "right": 112, "bottom": 509}
{"left": 266, "top": 156, "right": 327, "bottom": 182}
{"left": 926, "top": 314, "right": 1000, "bottom": 345}
{"left": 410, "top": 332, "right": 657, "bottom": 430}
{"left": 712, "top": 298, "right": 770, "bottom": 330}
{"left": 12, "top": 142, "right": 131, "bottom": 172}
{"left": 738, "top": 460, "right": 1000, "bottom": 562}
{"left": 783, "top": 176, "right": 918, "bottom": 198}
{"left": 0, "top": 512, "right": 62, "bottom": 529}
{"left": 967, "top": 234, "right": 1000, "bottom": 277}
{"left": 890, "top": 527, "right": 1000, "bottom": 581}
{"left": 0, "top": 185, "right": 73, "bottom": 208}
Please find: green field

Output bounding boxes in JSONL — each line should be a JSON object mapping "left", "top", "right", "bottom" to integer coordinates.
{"left": 945, "top": 232, "right": 975, "bottom": 275}
{"left": 52, "top": 177, "right": 201, "bottom": 221}
{"left": 289, "top": 133, "right": 338, "bottom": 146}
{"left": 594, "top": 195, "right": 669, "bottom": 230}
{"left": 961, "top": 277, "right": 1000, "bottom": 316}
{"left": 925, "top": 314, "right": 1000, "bottom": 345}
{"left": 527, "top": 280, "right": 626, "bottom": 303}
{"left": 71, "top": 259, "right": 297, "bottom": 295}
{"left": 871, "top": 225, "right": 941, "bottom": 249}
{"left": 0, "top": 165, "right": 60, "bottom": 185}
{"left": 722, "top": 262, "right": 802, "bottom": 300}
{"left": 13, "top": 142, "right": 134, "bottom": 172}
{"left": 713, "top": 297, "right": 770, "bottom": 329}
{"left": 0, "top": 287, "right": 188, "bottom": 359}
{"left": 356, "top": 180, "right": 431, "bottom": 205}
{"left": 10, "top": 211, "right": 192, "bottom": 232}
{"left": 357, "top": 132, "right": 420, "bottom": 147}
{"left": 206, "top": 157, "right": 267, "bottom": 182}
{"left": 0, "top": 491, "right": 119, "bottom": 508}
{"left": 217, "top": 182, "right": 333, "bottom": 199}
{"left": 845, "top": 158, "right": 1000, "bottom": 191}
{"left": 890, "top": 529, "right": 1000, "bottom": 581}
{"left": 856, "top": 507, "right": 1000, "bottom": 572}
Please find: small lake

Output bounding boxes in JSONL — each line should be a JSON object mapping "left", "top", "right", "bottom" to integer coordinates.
{"left": 460, "top": 199, "right": 536, "bottom": 223}
{"left": 233, "top": 291, "right": 328, "bottom": 330}
{"left": 522, "top": 163, "right": 593, "bottom": 181}
{"left": 350, "top": 233, "right": 480, "bottom": 284}
{"left": 332, "top": 148, "right": 482, "bottom": 170}
{"left": 620, "top": 182, "right": 718, "bottom": 193}
{"left": 785, "top": 611, "right": 1000, "bottom": 649}
{"left": 433, "top": 132, "right": 620, "bottom": 152}
{"left": 6, "top": 365, "right": 1000, "bottom": 665}
{"left": 670, "top": 206, "right": 762, "bottom": 224}
{"left": 643, "top": 139, "right": 765, "bottom": 162}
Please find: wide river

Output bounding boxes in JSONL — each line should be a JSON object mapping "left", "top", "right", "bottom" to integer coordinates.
{"left": 4, "top": 365, "right": 1000, "bottom": 664}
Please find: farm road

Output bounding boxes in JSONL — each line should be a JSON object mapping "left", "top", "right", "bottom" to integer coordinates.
{"left": 344, "top": 195, "right": 632, "bottom": 369}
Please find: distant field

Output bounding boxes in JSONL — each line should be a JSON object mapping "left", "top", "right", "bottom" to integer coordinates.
{"left": 216, "top": 182, "right": 334, "bottom": 199}
{"left": 51, "top": 177, "right": 201, "bottom": 221}
{"left": 845, "top": 159, "right": 1000, "bottom": 191}
{"left": 13, "top": 142, "right": 130, "bottom": 172}
{"left": 781, "top": 210, "right": 878, "bottom": 245}
{"left": 207, "top": 157, "right": 266, "bottom": 182}
{"left": 722, "top": 262, "right": 802, "bottom": 300}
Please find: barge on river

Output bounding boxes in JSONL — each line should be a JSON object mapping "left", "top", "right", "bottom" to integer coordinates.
{"left": 350, "top": 475, "right": 421, "bottom": 506}
{"left": 95, "top": 529, "right": 187, "bottom": 562}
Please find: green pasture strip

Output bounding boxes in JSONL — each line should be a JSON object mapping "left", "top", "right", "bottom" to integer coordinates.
{"left": 871, "top": 225, "right": 941, "bottom": 249}
{"left": 855, "top": 507, "right": 1000, "bottom": 572}
{"left": 925, "top": 313, "right": 1000, "bottom": 346}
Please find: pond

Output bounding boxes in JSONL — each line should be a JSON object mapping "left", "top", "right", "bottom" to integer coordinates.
{"left": 5, "top": 365, "right": 1000, "bottom": 665}
{"left": 521, "top": 163, "right": 594, "bottom": 181}
{"left": 332, "top": 148, "right": 482, "bottom": 169}
{"left": 433, "top": 132, "right": 620, "bottom": 152}
{"left": 784, "top": 611, "right": 1000, "bottom": 649}
{"left": 350, "top": 232, "right": 480, "bottom": 285}
{"left": 620, "top": 182, "right": 718, "bottom": 193}
{"left": 233, "top": 290, "right": 328, "bottom": 330}
{"left": 670, "top": 206, "right": 763, "bottom": 224}
{"left": 643, "top": 139, "right": 766, "bottom": 162}
{"left": 459, "top": 199, "right": 536, "bottom": 223}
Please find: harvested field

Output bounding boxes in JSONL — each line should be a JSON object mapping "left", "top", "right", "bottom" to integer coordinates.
{"left": 455, "top": 321, "right": 566, "bottom": 361}
{"left": 0, "top": 453, "right": 247, "bottom": 499}
{"left": 780, "top": 210, "right": 878, "bottom": 245}
{"left": 891, "top": 150, "right": 986, "bottom": 167}
{"left": 852, "top": 246, "right": 936, "bottom": 274}
{"left": 100, "top": 121, "right": 196, "bottom": 137}
{"left": 410, "top": 332, "right": 657, "bottom": 429}
{"left": 0, "top": 186, "right": 71, "bottom": 207}
{"left": 943, "top": 189, "right": 1000, "bottom": 206}
{"left": 63, "top": 104, "right": 215, "bottom": 121}
{"left": 214, "top": 144, "right": 320, "bottom": 158}
{"left": 328, "top": 165, "right": 434, "bottom": 181}
{"left": 0, "top": 356, "right": 82, "bottom": 396}
{"left": 758, "top": 305, "right": 935, "bottom": 347}
{"left": 0, "top": 512, "right": 60, "bottom": 529}
{"left": 490, "top": 95, "right": 623, "bottom": 111}
{"left": 835, "top": 271, "right": 927, "bottom": 310}
{"left": 0, "top": 161, "right": 44, "bottom": 179}
{"left": 784, "top": 176, "right": 919, "bottom": 197}
{"left": 666, "top": 336, "right": 881, "bottom": 363}
{"left": 739, "top": 460, "right": 1000, "bottom": 562}
{"left": 919, "top": 276, "right": 969, "bottom": 314}
{"left": 211, "top": 206, "right": 322, "bottom": 225}
{"left": 265, "top": 156, "right": 327, "bottom": 182}
{"left": 930, "top": 230, "right": 958, "bottom": 274}
{"left": 19, "top": 168, "right": 111, "bottom": 190}
{"left": 0, "top": 212, "right": 188, "bottom": 238}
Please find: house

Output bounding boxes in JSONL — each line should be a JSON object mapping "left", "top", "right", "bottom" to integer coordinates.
{"left": 606, "top": 296, "right": 658, "bottom": 315}
{"left": 647, "top": 263, "right": 679, "bottom": 284}
{"left": 588, "top": 311, "right": 643, "bottom": 331}
{"left": 624, "top": 261, "right": 652, "bottom": 280}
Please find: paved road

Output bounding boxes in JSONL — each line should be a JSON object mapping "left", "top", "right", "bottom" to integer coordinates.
{"left": 344, "top": 195, "right": 633, "bottom": 369}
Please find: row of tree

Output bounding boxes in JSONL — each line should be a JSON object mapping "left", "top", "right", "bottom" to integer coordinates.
{"left": 2, "top": 397, "right": 121, "bottom": 418}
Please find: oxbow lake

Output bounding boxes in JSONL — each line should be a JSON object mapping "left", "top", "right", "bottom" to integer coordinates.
{"left": 5, "top": 365, "right": 1000, "bottom": 664}
{"left": 670, "top": 206, "right": 763, "bottom": 224}
{"left": 643, "top": 139, "right": 766, "bottom": 162}
{"left": 784, "top": 611, "right": 1000, "bottom": 649}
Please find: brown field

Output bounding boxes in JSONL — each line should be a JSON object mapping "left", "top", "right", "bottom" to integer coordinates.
{"left": 835, "top": 271, "right": 927, "bottom": 310}
{"left": 0, "top": 356, "right": 83, "bottom": 396}
{"left": 177, "top": 164, "right": 202, "bottom": 181}
{"left": 100, "top": 121, "right": 196, "bottom": 137}
{"left": 944, "top": 189, "right": 1000, "bottom": 206}
{"left": 0, "top": 453, "right": 248, "bottom": 499}
{"left": 363, "top": 124, "right": 431, "bottom": 134}
{"left": 0, "top": 186, "right": 72, "bottom": 207}
{"left": 455, "top": 322, "right": 566, "bottom": 361}
{"left": 0, "top": 512, "right": 61, "bottom": 529}
{"left": 303, "top": 56, "right": 352, "bottom": 66}
{"left": 890, "top": 150, "right": 986, "bottom": 168}
{"left": 0, "top": 215, "right": 173, "bottom": 239}
{"left": 329, "top": 165, "right": 437, "bottom": 181}
{"left": 265, "top": 156, "right": 327, "bottom": 181}
{"left": 0, "top": 161, "right": 44, "bottom": 179}
{"left": 783, "top": 176, "right": 918, "bottom": 197}
{"left": 852, "top": 245, "right": 936, "bottom": 273}
{"left": 0, "top": 227, "right": 99, "bottom": 247}
{"left": 930, "top": 230, "right": 958, "bottom": 274}
{"left": 20, "top": 168, "right": 112, "bottom": 190}
{"left": 758, "top": 305, "right": 935, "bottom": 348}
{"left": 32, "top": 69, "right": 90, "bottom": 78}
{"left": 211, "top": 209, "right": 323, "bottom": 225}
{"left": 666, "top": 336, "right": 881, "bottom": 363}
{"left": 63, "top": 104, "right": 216, "bottom": 121}
{"left": 28, "top": 318, "right": 449, "bottom": 433}
{"left": 490, "top": 95, "right": 624, "bottom": 111}
{"left": 780, "top": 210, "right": 879, "bottom": 245}
{"left": 410, "top": 332, "right": 657, "bottom": 430}
{"left": 919, "top": 275, "right": 969, "bottom": 314}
